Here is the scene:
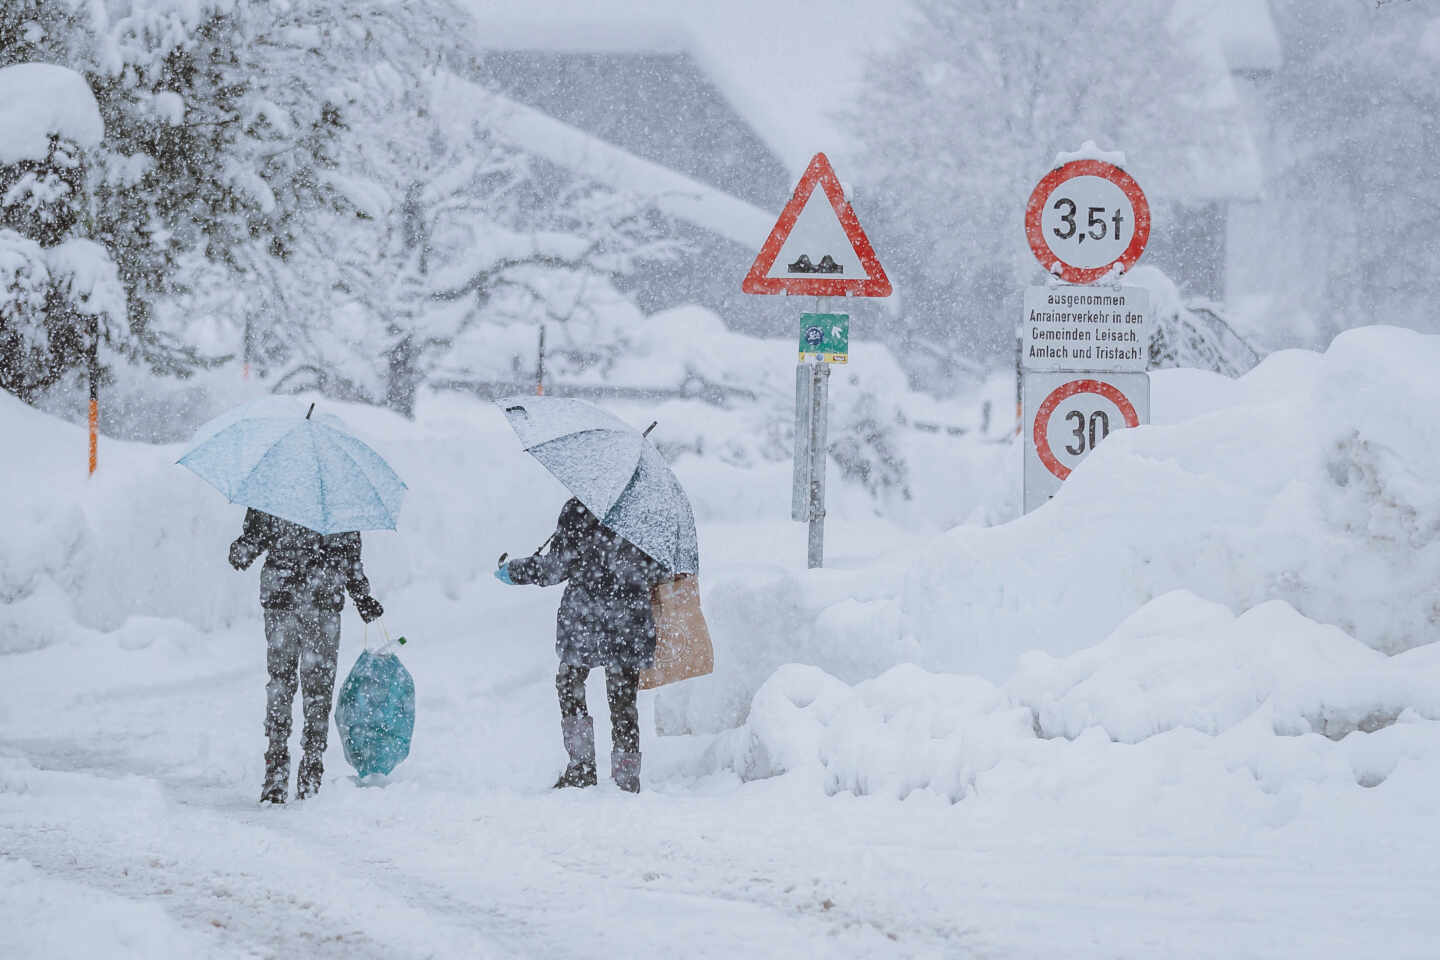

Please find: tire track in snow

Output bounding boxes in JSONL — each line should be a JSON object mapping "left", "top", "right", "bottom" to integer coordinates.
{"left": 0, "top": 740, "right": 522, "bottom": 959}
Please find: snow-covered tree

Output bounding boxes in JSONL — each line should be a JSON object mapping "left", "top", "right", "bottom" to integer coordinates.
{"left": 847, "top": 0, "right": 1247, "bottom": 375}
{"left": 0, "top": 130, "right": 87, "bottom": 246}
{"left": 0, "top": 62, "right": 127, "bottom": 400}
{"left": 0, "top": 0, "right": 88, "bottom": 66}
{"left": 3, "top": 0, "right": 676, "bottom": 409}
{"left": 266, "top": 63, "right": 679, "bottom": 417}
{"left": 0, "top": 0, "right": 353, "bottom": 379}
{"left": 83, "top": 0, "right": 352, "bottom": 374}
{"left": 0, "top": 230, "right": 53, "bottom": 393}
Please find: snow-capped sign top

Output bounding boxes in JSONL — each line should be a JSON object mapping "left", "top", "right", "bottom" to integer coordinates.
{"left": 1024, "top": 156, "right": 1151, "bottom": 285}
{"left": 742, "top": 152, "right": 890, "bottom": 297}
{"left": 1053, "top": 140, "right": 1126, "bottom": 168}
{"left": 0, "top": 63, "right": 104, "bottom": 167}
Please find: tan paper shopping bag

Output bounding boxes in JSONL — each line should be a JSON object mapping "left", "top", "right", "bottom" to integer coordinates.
{"left": 641, "top": 574, "right": 714, "bottom": 690}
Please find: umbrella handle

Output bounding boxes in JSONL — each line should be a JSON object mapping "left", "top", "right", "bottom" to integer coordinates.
{"left": 498, "top": 534, "right": 555, "bottom": 569}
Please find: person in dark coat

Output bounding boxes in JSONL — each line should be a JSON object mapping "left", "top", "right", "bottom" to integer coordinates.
{"left": 496, "top": 498, "right": 670, "bottom": 792}
{"left": 229, "top": 508, "right": 384, "bottom": 804}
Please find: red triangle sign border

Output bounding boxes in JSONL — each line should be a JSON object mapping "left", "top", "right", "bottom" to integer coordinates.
{"left": 742, "top": 152, "right": 892, "bottom": 297}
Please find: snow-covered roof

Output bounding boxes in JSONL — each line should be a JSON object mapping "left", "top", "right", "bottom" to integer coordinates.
{"left": 470, "top": 50, "right": 792, "bottom": 210}
{"left": 466, "top": 0, "right": 900, "bottom": 177}
{"left": 0, "top": 63, "right": 104, "bottom": 166}
{"left": 470, "top": 0, "right": 1270, "bottom": 205}
{"left": 1173, "top": 0, "right": 1282, "bottom": 73}
{"left": 431, "top": 73, "right": 775, "bottom": 250}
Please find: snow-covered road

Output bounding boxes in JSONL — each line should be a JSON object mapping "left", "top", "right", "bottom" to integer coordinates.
{"left": 3, "top": 599, "right": 1435, "bottom": 960}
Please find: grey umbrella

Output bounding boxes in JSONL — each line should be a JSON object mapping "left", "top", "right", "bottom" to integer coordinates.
{"left": 496, "top": 396, "right": 698, "bottom": 574}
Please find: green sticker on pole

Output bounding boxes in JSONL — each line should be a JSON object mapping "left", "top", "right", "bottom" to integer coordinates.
{"left": 799, "top": 313, "right": 849, "bottom": 364}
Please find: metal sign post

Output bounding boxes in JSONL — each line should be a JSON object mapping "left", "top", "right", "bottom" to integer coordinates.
{"left": 795, "top": 295, "right": 843, "bottom": 568}
{"left": 792, "top": 363, "right": 812, "bottom": 521}
{"left": 804, "top": 359, "right": 830, "bottom": 568}
{"left": 742, "top": 152, "right": 890, "bottom": 568}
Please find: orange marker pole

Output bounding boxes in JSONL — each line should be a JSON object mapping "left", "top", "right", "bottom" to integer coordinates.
{"left": 88, "top": 397, "right": 98, "bottom": 475}
{"left": 87, "top": 316, "right": 99, "bottom": 476}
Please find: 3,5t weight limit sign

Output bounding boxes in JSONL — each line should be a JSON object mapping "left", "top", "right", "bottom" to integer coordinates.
{"left": 1026, "top": 159, "right": 1151, "bottom": 284}
{"left": 1048, "top": 193, "right": 1126, "bottom": 251}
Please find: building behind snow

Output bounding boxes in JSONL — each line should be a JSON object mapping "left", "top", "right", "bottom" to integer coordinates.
{"left": 1167, "top": 0, "right": 1283, "bottom": 306}
{"left": 464, "top": 30, "right": 805, "bottom": 337}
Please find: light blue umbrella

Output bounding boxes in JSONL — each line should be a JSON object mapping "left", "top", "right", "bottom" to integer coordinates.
{"left": 179, "top": 400, "right": 406, "bottom": 534}
{"left": 497, "top": 396, "right": 698, "bottom": 574}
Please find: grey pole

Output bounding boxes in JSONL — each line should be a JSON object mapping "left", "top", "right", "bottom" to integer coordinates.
{"left": 806, "top": 361, "right": 830, "bottom": 568}
{"left": 792, "top": 364, "right": 813, "bottom": 521}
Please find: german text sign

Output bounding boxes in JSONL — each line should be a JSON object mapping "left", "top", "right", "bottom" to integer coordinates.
{"left": 1022, "top": 285, "right": 1150, "bottom": 372}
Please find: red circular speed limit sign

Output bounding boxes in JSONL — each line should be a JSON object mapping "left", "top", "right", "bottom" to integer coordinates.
{"left": 1025, "top": 159, "right": 1151, "bottom": 284}
{"left": 1033, "top": 378, "right": 1140, "bottom": 480}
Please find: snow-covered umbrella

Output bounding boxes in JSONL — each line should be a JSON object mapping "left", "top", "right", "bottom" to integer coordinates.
{"left": 178, "top": 399, "right": 406, "bottom": 534}
{"left": 496, "top": 396, "right": 698, "bottom": 574}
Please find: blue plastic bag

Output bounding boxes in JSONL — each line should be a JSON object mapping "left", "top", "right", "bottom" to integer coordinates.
{"left": 335, "top": 646, "right": 415, "bottom": 778}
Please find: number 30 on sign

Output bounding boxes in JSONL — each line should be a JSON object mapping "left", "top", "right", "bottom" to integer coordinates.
{"left": 1022, "top": 372, "right": 1150, "bottom": 513}
{"left": 1025, "top": 159, "right": 1151, "bottom": 284}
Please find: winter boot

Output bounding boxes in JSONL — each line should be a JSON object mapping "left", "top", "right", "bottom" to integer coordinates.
{"left": 612, "top": 749, "right": 641, "bottom": 794}
{"left": 554, "top": 715, "right": 598, "bottom": 788}
{"left": 260, "top": 746, "right": 289, "bottom": 805}
{"left": 296, "top": 753, "right": 324, "bottom": 800}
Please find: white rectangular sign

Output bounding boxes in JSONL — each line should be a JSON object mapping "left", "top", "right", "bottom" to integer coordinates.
{"left": 1022, "top": 284, "right": 1150, "bottom": 372}
{"left": 1022, "top": 370, "right": 1150, "bottom": 514}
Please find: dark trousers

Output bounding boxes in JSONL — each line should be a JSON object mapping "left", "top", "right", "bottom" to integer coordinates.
{"left": 264, "top": 606, "right": 341, "bottom": 786}
{"left": 556, "top": 663, "right": 640, "bottom": 754}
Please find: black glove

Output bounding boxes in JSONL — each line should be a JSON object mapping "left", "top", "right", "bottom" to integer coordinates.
{"left": 228, "top": 540, "right": 253, "bottom": 571}
{"left": 354, "top": 595, "right": 384, "bottom": 623}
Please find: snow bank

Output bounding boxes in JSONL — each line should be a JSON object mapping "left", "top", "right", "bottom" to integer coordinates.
{"left": 0, "top": 63, "right": 104, "bottom": 165}
{"left": 0, "top": 390, "right": 569, "bottom": 640}
{"left": 694, "top": 591, "right": 1440, "bottom": 831}
{"left": 0, "top": 369, "right": 972, "bottom": 648}
{"left": 661, "top": 326, "right": 1440, "bottom": 731}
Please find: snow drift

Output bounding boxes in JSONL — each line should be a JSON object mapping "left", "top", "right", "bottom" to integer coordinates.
{"left": 0, "top": 390, "right": 566, "bottom": 645}
{"left": 686, "top": 590, "right": 1440, "bottom": 842}
{"left": 0, "top": 365, "right": 972, "bottom": 650}
{"left": 661, "top": 326, "right": 1440, "bottom": 732}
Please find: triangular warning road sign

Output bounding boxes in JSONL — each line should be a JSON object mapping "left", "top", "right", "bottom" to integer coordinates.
{"left": 742, "top": 152, "right": 891, "bottom": 297}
